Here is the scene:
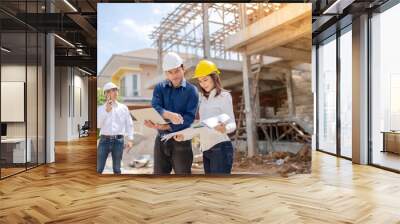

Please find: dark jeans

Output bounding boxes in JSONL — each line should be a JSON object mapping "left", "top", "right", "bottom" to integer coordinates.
{"left": 97, "top": 136, "right": 124, "bottom": 174}
{"left": 154, "top": 135, "right": 193, "bottom": 175}
{"left": 203, "top": 141, "right": 234, "bottom": 174}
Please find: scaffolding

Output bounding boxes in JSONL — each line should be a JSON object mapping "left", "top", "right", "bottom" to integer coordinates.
{"left": 149, "top": 3, "right": 309, "bottom": 158}
{"left": 150, "top": 3, "right": 284, "bottom": 60}
{"left": 149, "top": 3, "right": 286, "bottom": 62}
{"left": 150, "top": 3, "right": 239, "bottom": 61}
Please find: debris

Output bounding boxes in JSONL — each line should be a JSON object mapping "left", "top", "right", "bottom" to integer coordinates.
{"left": 232, "top": 144, "right": 311, "bottom": 176}
{"left": 193, "top": 154, "right": 203, "bottom": 163}
{"left": 275, "top": 159, "right": 285, "bottom": 166}
{"left": 129, "top": 154, "right": 152, "bottom": 168}
{"left": 192, "top": 163, "right": 203, "bottom": 169}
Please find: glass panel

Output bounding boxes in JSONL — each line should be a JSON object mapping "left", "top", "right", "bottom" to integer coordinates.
{"left": 340, "top": 28, "right": 352, "bottom": 158}
{"left": 38, "top": 32, "right": 45, "bottom": 165}
{"left": 371, "top": 4, "right": 400, "bottom": 171}
{"left": 318, "top": 36, "right": 337, "bottom": 154}
{"left": 132, "top": 75, "right": 138, "bottom": 96}
{"left": 120, "top": 77, "right": 126, "bottom": 97}
{"left": 0, "top": 1, "right": 46, "bottom": 178}
{"left": 27, "top": 30, "right": 38, "bottom": 169}
{"left": 1, "top": 30, "right": 28, "bottom": 177}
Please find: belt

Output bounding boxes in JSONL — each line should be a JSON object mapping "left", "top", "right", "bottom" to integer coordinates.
{"left": 100, "top": 135, "right": 124, "bottom": 140}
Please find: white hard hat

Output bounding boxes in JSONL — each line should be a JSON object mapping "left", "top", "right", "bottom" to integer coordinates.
{"left": 103, "top": 82, "right": 119, "bottom": 92}
{"left": 162, "top": 52, "right": 183, "bottom": 72}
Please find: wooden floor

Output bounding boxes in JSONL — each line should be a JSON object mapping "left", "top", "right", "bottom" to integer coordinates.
{"left": 1, "top": 136, "right": 400, "bottom": 223}
{"left": 1, "top": 167, "right": 26, "bottom": 178}
{"left": 372, "top": 150, "right": 400, "bottom": 171}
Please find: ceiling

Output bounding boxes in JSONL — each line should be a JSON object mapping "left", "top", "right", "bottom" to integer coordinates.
{"left": 0, "top": 0, "right": 98, "bottom": 74}
{"left": 1, "top": 0, "right": 396, "bottom": 75}
{"left": 311, "top": 0, "right": 391, "bottom": 43}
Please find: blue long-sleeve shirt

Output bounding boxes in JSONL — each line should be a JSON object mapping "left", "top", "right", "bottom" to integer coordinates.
{"left": 152, "top": 79, "right": 199, "bottom": 135}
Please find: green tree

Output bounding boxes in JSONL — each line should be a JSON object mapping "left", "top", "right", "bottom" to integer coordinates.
{"left": 97, "top": 88, "right": 106, "bottom": 105}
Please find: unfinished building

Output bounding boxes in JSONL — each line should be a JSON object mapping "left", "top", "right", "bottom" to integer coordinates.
{"left": 149, "top": 3, "right": 313, "bottom": 158}
{"left": 147, "top": 3, "right": 313, "bottom": 157}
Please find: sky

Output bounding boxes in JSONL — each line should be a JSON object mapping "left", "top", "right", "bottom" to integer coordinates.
{"left": 97, "top": 3, "right": 179, "bottom": 73}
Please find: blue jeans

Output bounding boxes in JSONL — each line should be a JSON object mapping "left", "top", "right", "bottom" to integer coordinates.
{"left": 203, "top": 141, "right": 234, "bottom": 174}
{"left": 97, "top": 137, "right": 124, "bottom": 174}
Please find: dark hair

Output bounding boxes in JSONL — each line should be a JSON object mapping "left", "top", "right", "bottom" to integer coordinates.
{"left": 197, "top": 73, "right": 226, "bottom": 98}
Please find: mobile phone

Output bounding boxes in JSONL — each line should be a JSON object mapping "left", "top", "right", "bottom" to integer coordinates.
{"left": 106, "top": 94, "right": 112, "bottom": 105}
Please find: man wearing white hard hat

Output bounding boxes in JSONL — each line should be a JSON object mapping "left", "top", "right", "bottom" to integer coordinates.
{"left": 97, "top": 82, "right": 134, "bottom": 174}
{"left": 144, "top": 52, "right": 199, "bottom": 175}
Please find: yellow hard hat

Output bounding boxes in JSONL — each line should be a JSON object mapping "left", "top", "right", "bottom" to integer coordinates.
{"left": 192, "top": 59, "right": 220, "bottom": 79}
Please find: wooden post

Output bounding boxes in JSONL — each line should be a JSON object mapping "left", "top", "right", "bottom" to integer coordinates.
{"left": 286, "top": 69, "right": 295, "bottom": 117}
{"left": 255, "top": 85, "right": 261, "bottom": 119}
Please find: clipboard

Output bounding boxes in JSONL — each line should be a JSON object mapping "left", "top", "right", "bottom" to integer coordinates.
{"left": 201, "top": 114, "right": 230, "bottom": 128}
{"left": 130, "top": 108, "right": 168, "bottom": 124}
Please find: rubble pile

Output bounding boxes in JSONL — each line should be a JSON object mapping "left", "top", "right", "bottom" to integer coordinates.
{"left": 233, "top": 144, "right": 312, "bottom": 177}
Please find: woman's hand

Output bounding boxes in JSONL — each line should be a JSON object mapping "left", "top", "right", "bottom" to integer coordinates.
{"left": 214, "top": 123, "right": 226, "bottom": 134}
{"left": 173, "top": 134, "right": 184, "bottom": 142}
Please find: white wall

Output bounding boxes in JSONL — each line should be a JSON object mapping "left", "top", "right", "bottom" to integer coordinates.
{"left": 55, "top": 67, "right": 89, "bottom": 141}
{"left": 1, "top": 65, "right": 26, "bottom": 138}
{"left": 71, "top": 72, "right": 89, "bottom": 138}
{"left": 1, "top": 64, "right": 46, "bottom": 164}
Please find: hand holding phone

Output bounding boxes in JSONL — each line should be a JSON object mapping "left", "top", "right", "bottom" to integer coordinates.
{"left": 105, "top": 94, "right": 112, "bottom": 112}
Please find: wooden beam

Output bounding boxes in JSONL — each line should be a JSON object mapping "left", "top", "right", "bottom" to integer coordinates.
{"left": 223, "top": 72, "right": 285, "bottom": 88}
{"left": 244, "top": 17, "right": 311, "bottom": 55}
{"left": 264, "top": 47, "right": 311, "bottom": 63}
{"left": 225, "top": 4, "right": 312, "bottom": 51}
{"left": 223, "top": 76, "right": 243, "bottom": 88}
{"left": 267, "top": 61, "right": 311, "bottom": 73}
{"left": 284, "top": 37, "right": 312, "bottom": 51}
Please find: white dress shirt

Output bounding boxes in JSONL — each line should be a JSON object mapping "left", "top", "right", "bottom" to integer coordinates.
{"left": 183, "top": 89, "right": 236, "bottom": 151}
{"left": 97, "top": 101, "right": 134, "bottom": 140}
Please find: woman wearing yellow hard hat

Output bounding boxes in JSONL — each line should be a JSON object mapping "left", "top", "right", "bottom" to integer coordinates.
{"left": 174, "top": 59, "right": 236, "bottom": 174}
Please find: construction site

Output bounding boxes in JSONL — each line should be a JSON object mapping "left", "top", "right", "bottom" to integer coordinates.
{"left": 98, "top": 3, "right": 313, "bottom": 175}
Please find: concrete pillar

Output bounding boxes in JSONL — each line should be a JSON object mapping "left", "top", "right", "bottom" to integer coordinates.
{"left": 242, "top": 54, "right": 258, "bottom": 157}
{"left": 352, "top": 14, "right": 369, "bottom": 164}
{"left": 202, "top": 3, "right": 210, "bottom": 59}
{"left": 46, "top": 30, "right": 55, "bottom": 163}
{"left": 239, "top": 3, "right": 257, "bottom": 157}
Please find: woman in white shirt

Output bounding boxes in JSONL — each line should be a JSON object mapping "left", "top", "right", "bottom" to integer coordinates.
{"left": 174, "top": 59, "right": 236, "bottom": 174}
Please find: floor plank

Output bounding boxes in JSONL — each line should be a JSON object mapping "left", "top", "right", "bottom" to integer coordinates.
{"left": 0, "top": 136, "right": 400, "bottom": 223}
